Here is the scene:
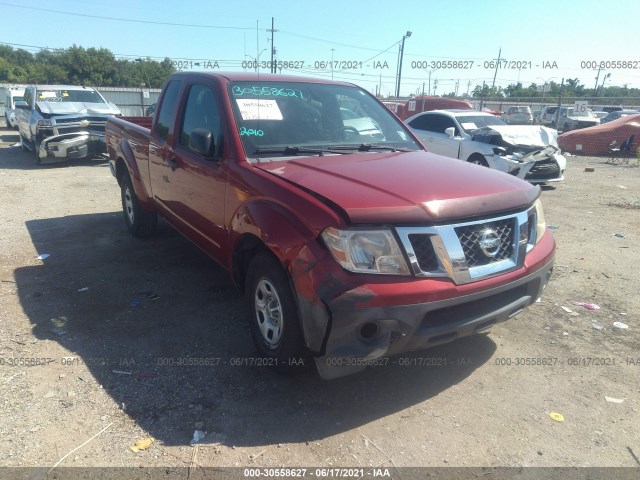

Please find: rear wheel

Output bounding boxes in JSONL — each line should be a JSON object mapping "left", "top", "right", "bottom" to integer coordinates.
{"left": 120, "top": 171, "right": 157, "bottom": 237}
{"left": 468, "top": 154, "right": 489, "bottom": 167}
{"left": 246, "top": 252, "right": 309, "bottom": 372}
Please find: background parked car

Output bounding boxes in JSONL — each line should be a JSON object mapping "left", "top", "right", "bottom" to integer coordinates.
{"left": 144, "top": 102, "right": 157, "bottom": 116}
{"left": 554, "top": 107, "right": 599, "bottom": 132}
{"left": 406, "top": 109, "right": 565, "bottom": 183}
{"left": 501, "top": 105, "right": 533, "bottom": 124}
{"left": 4, "top": 87, "right": 25, "bottom": 129}
{"left": 599, "top": 110, "right": 640, "bottom": 124}
{"left": 537, "top": 106, "right": 558, "bottom": 126}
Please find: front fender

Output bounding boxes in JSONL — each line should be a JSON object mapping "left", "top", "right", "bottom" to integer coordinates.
{"left": 230, "top": 201, "right": 339, "bottom": 353}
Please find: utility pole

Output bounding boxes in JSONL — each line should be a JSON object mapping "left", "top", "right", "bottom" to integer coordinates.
{"left": 395, "top": 31, "right": 411, "bottom": 98}
{"left": 466, "top": 80, "right": 471, "bottom": 96}
{"left": 331, "top": 48, "right": 335, "bottom": 80}
{"left": 479, "top": 80, "right": 486, "bottom": 111}
{"left": 600, "top": 73, "right": 611, "bottom": 97}
{"left": 594, "top": 65, "right": 601, "bottom": 95}
{"left": 421, "top": 82, "right": 425, "bottom": 111}
{"left": 455, "top": 79, "right": 460, "bottom": 97}
{"left": 556, "top": 77, "right": 564, "bottom": 127}
{"left": 267, "top": 17, "right": 277, "bottom": 73}
{"left": 491, "top": 47, "right": 502, "bottom": 92}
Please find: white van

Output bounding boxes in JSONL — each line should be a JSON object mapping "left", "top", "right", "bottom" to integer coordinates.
{"left": 4, "top": 87, "right": 25, "bottom": 128}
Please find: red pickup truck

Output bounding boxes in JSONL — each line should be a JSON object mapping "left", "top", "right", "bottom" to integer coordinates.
{"left": 106, "top": 72, "right": 555, "bottom": 379}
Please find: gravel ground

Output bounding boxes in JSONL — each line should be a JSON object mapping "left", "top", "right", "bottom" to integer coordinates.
{"left": 0, "top": 126, "right": 639, "bottom": 473}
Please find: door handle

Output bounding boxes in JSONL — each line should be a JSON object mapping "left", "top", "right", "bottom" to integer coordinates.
{"left": 168, "top": 158, "right": 178, "bottom": 171}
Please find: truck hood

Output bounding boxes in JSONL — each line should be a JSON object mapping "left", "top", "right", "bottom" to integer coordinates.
{"left": 36, "top": 101, "right": 121, "bottom": 116}
{"left": 255, "top": 151, "right": 539, "bottom": 224}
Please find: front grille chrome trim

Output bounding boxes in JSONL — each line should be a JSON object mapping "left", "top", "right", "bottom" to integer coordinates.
{"left": 396, "top": 208, "right": 533, "bottom": 285}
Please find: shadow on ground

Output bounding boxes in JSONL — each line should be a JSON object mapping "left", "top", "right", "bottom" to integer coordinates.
{"left": 16, "top": 212, "right": 496, "bottom": 447}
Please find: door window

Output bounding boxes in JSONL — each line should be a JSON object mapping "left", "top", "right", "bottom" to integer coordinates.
{"left": 178, "top": 84, "right": 223, "bottom": 158}
{"left": 154, "top": 80, "right": 182, "bottom": 141}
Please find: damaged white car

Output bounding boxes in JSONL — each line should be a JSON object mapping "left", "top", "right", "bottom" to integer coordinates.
{"left": 15, "top": 85, "right": 121, "bottom": 165}
{"left": 406, "top": 110, "right": 566, "bottom": 184}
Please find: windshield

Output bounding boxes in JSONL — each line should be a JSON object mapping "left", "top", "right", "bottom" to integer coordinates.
{"left": 456, "top": 115, "right": 506, "bottom": 133}
{"left": 36, "top": 89, "right": 106, "bottom": 103}
{"left": 228, "top": 81, "right": 421, "bottom": 159}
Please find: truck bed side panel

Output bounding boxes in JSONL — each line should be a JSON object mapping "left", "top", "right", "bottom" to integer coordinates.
{"left": 107, "top": 117, "right": 154, "bottom": 204}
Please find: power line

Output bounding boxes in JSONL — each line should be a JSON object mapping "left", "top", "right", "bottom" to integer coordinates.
{"left": 0, "top": 2, "right": 255, "bottom": 30}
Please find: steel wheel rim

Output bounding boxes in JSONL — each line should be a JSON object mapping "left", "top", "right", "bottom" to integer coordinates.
{"left": 124, "top": 186, "right": 135, "bottom": 224}
{"left": 254, "top": 278, "right": 283, "bottom": 348}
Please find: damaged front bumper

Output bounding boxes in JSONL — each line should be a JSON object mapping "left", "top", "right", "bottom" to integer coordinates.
{"left": 488, "top": 149, "right": 566, "bottom": 184}
{"left": 311, "top": 235, "right": 555, "bottom": 380}
{"left": 38, "top": 131, "right": 107, "bottom": 163}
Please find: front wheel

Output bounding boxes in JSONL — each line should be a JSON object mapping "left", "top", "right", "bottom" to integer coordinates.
{"left": 468, "top": 154, "right": 489, "bottom": 167}
{"left": 120, "top": 171, "right": 157, "bottom": 237}
{"left": 246, "top": 252, "right": 309, "bottom": 372}
{"left": 19, "top": 134, "right": 29, "bottom": 152}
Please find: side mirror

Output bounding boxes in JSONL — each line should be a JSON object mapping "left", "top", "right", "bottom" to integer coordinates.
{"left": 189, "top": 128, "right": 215, "bottom": 157}
{"left": 445, "top": 127, "right": 457, "bottom": 138}
{"left": 15, "top": 101, "right": 29, "bottom": 110}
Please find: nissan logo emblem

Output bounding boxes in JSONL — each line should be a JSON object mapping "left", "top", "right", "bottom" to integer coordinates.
{"left": 478, "top": 229, "right": 501, "bottom": 257}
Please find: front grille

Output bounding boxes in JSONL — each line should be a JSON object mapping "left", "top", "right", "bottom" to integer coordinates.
{"left": 396, "top": 208, "right": 531, "bottom": 285}
{"left": 408, "top": 234, "right": 438, "bottom": 271}
{"left": 54, "top": 116, "right": 109, "bottom": 124}
{"left": 525, "top": 158, "right": 561, "bottom": 180}
{"left": 57, "top": 124, "right": 106, "bottom": 135}
{"left": 455, "top": 219, "right": 515, "bottom": 267}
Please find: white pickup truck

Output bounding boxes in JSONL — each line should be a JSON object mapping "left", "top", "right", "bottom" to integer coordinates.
{"left": 15, "top": 84, "right": 121, "bottom": 165}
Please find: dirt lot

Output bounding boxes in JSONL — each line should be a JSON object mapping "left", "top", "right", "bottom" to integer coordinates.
{"left": 1, "top": 125, "right": 639, "bottom": 473}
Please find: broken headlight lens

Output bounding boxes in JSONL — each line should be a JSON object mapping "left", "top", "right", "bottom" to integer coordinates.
{"left": 321, "top": 227, "right": 410, "bottom": 275}
{"left": 534, "top": 199, "right": 546, "bottom": 244}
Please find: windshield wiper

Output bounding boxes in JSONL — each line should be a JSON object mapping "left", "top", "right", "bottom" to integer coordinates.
{"left": 328, "top": 144, "right": 410, "bottom": 152}
{"left": 254, "top": 146, "right": 348, "bottom": 157}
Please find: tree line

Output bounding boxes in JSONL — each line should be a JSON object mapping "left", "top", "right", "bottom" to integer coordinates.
{"left": 0, "top": 44, "right": 175, "bottom": 88}
{"left": 459, "top": 79, "right": 640, "bottom": 103}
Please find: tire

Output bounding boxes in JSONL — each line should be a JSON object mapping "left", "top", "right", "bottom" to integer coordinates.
{"left": 120, "top": 171, "right": 157, "bottom": 237}
{"left": 468, "top": 154, "right": 489, "bottom": 167}
{"left": 19, "top": 134, "right": 29, "bottom": 152}
{"left": 33, "top": 140, "right": 42, "bottom": 166}
{"left": 246, "top": 252, "right": 309, "bottom": 372}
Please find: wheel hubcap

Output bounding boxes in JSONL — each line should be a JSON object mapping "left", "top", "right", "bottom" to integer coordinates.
{"left": 254, "top": 278, "right": 283, "bottom": 348}
{"left": 124, "top": 186, "right": 134, "bottom": 224}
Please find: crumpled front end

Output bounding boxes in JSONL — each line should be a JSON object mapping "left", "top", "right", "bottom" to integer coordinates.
{"left": 297, "top": 203, "right": 556, "bottom": 379}
{"left": 36, "top": 114, "right": 112, "bottom": 163}
{"left": 490, "top": 146, "right": 566, "bottom": 184}
{"left": 473, "top": 126, "right": 566, "bottom": 183}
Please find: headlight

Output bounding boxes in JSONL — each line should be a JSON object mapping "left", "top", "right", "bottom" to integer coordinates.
{"left": 534, "top": 199, "right": 546, "bottom": 244}
{"left": 37, "top": 119, "right": 53, "bottom": 127}
{"left": 321, "top": 227, "right": 410, "bottom": 275}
